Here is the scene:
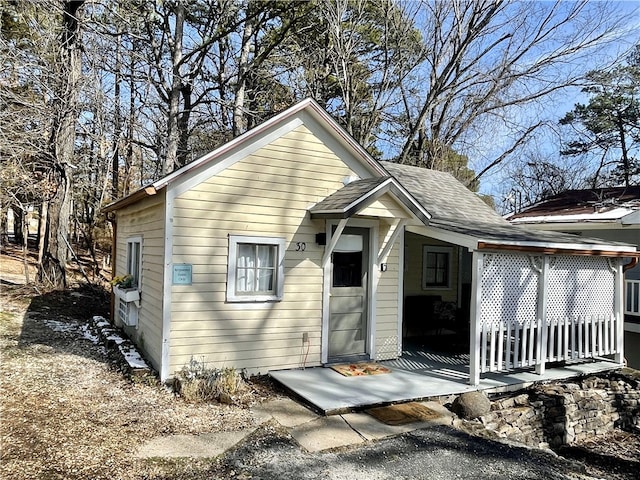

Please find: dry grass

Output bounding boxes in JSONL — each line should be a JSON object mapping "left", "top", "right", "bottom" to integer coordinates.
{"left": 0, "top": 273, "right": 278, "bottom": 479}
{"left": 175, "top": 359, "right": 249, "bottom": 403}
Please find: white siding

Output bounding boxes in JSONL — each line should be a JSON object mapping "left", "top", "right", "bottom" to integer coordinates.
{"left": 374, "top": 220, "right": 401, "bottom": 360}
{"left": 168, "top": 125, "right": 358, "bottom": 375}
{"left": 114, "top": 192, "right": 166, "bottom": 371}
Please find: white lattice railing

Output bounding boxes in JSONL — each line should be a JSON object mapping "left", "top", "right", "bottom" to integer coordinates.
{"left": 478, "top": 314, "right": 621, "bottom": 373}
{"left": 626, "top": 280, "right": 640, "bottom": 316}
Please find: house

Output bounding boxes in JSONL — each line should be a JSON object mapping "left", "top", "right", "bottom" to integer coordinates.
{"left": 103, "top": 99, "right": 639, "bottom": 386}
{"left": 508, "top": 187, "right": 640, "bottom": 368}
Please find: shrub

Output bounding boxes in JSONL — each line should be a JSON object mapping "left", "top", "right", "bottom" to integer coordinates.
{"left": 174, "top": 357, "right": 247, "bottom": 403}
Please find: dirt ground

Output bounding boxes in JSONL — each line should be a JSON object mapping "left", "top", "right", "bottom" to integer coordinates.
{"left": 0, "top": 252, "right": 282, "bottom": 479}
{"left": 1, "top": 249, "right": 639, "bottom": 479}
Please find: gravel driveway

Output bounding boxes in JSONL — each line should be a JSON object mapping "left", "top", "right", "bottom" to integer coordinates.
{"left": 217, "top": 422, "right": 594, "bottom": 480}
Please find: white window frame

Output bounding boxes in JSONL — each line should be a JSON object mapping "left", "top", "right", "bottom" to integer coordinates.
{"left": 422, "top": 245, "right": 453, "bottom": 289}
{"left": 227, "top": 235, "right": 286, "bottom": 302}
{"left": 126, "top": 236, "right": 143, "bottom": 290}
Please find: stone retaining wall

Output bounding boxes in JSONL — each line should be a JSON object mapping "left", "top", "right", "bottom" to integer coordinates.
{"left": 478, "top": 372, "right": 640, "bottom": 448}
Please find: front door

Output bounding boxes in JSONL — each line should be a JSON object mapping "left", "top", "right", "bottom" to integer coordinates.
{"left": 328, "top": 227, "right": 369, "bottom": 361}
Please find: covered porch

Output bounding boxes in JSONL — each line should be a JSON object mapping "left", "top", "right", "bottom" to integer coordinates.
{"left": 270, "top": 342, "right": 620, "bottom": 415}
{"left": 381, "top": 162, "right": 637, "bottom": 388}
{"left": 404, "top": 222, "right": 632, "bottom": 386}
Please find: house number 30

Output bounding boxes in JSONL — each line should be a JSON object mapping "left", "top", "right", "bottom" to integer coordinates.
{"left": 296, "top": 242, "right": 306, "bottom": 251}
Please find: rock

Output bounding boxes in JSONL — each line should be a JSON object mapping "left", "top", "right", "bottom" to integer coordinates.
{"left": 452, "top": 392, "right": 491, "bottom": 420}
{"left": 513, "top": 394, "right": 529, "bottom": 406}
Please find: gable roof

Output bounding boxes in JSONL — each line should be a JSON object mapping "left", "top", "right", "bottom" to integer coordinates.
{"left": 508, "top": 186, "right": 640, "bottom": 226}
{"left": 103, "top": 98, "right": 387, "bottom": 212}
{"left": 382, "top": 162, "right": 638, "bottom": 256}
{"left": 102, "top": 97, "right": 638, "bottom": 258}
{"left": 382, "top": 162, "right": 505, "bottom": 227}
{"left": 309, "top": 176, "right": 431, "bottom": 224}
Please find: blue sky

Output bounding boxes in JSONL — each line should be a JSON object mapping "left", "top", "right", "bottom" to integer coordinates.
{"left": 469, "top": 0, "right": 640, "bottom": 208}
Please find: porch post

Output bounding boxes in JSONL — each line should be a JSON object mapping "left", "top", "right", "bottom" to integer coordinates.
{"left": 535, "top": 256, "right": 549, "bottom": 375}
{"left": 614, "top": 258, "right": 625, "bottom": 365}
{"left": 321, "top": 218, "right": 348, "bottom": 364}
{"left": 469, "top": 250, "right": 483, "bottom": 386}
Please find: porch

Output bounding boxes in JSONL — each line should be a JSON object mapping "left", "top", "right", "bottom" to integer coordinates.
{"left": 270, "top": 342, "right": 620, "bottom": 415}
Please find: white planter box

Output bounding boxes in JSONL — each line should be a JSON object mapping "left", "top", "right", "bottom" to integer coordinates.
{"left": 113, "top": 285, "right": 140, "bottom": 303}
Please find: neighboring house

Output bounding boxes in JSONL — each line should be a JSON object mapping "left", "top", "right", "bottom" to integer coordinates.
{"left": 104, "top": 99, "right": 638, "bottom": 385}
{"left": 508, "top": 188, "right": 640, "bottom": 368}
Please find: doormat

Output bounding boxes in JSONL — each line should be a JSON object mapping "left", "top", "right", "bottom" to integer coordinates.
{"left": 330, "top": 362, "right": 391, "bottom": 377}
{"left": 366, "top": 402, "right": 441, "bottom": 426}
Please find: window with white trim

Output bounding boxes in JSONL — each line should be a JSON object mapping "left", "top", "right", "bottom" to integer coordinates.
{"left": 422, "top": 245, "right": 452, "bottom": 289}
{"left": 126, "top": 236, "right": 142, "bottom": 288}
{"left": 227, "top": 235, "right": 285, "bottom": 302}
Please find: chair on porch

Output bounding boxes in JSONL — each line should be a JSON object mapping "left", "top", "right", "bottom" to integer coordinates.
{"left": 433, "top": 300, "right": 458, "bottom": 334}
{"left": 403, "top": 295, "right": 451, "bottom": 337}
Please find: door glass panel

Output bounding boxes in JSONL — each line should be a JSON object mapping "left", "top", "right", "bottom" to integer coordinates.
{"left": 332, "top": 251, "right": 363, "bottom": 287}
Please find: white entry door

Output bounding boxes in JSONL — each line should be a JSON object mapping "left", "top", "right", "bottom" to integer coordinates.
{"left": 328, "top": 227, "right": 369, "bottom": 361}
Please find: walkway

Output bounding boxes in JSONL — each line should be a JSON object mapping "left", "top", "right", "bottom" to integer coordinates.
{"left": 136, "top": 395, "right": 456, "bottom": 457}
{"left": 270, "top": 346, "right": 620, "bottom": 415}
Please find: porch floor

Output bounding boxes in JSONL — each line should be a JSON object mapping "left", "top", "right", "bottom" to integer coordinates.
{"left": 269, "top": 343, "right": 621, "bottom": 415}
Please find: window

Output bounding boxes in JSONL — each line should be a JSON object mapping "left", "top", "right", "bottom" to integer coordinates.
{"left": 423, "top": 245, "right": 452, "bottom": 289}
{"left": 126, "top": 236, "right": 142, "bottom": 288}
{"left": 333, "top": 251, "right": 363, "bottom": 287}
{"left": 331, "top": 233, "right": 365, "bottom": 287}
{"left": 227, "top": 235, "right": 285, "bottom": 302}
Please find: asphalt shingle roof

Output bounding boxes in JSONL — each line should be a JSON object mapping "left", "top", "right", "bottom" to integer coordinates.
{"left": 509, "top": 186, "right": 640, "bottom": 219}
{"left": 381, "top": 162, "right": 636, "bottom": 251}
{"left": 310, "top": 178, "right": 389, "bottom": 214}
{"left": 381, "top": 162, "right": 505, "bottom": 227}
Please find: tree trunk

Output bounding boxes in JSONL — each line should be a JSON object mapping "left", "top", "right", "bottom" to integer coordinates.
{"left": 0, "top": 205, "right": 7, "bottom": 247}
{"left": 164, "top": 3, "right": 185, "bottom": 175}
{"left": 21, "top": 211, "right": 30, "bottom": 284}
{"left": 13, "top": 206, "right": 24, "bottom": 246}
{"left": 37, "top": 200, "right": 48, "bottom": 268}
{"left": 111, "top": 33, "right": 122, "bottom": 200}
{"left": 38, "top": 0, "right": 84, "bottom": 289}
{"left": 177, "top": 82, "right": 192, "bottom": 167}
{"left": 233, "top": 9, "right": 254, "bottom": 137}
{"left": 125, "top": 42, "right": 136, "bottom": 196}
{"left": 616, "top": 110, "right": 631, "bottom": 187}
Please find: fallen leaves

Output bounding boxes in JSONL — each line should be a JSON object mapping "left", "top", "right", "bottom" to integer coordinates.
{"left": 0, "top": 286, "right": 273, "bottom": 480}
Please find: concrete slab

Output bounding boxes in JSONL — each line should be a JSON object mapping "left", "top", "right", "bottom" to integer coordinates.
{"left": 290, "top": 415, "right": 365, "bottom": 452}
{"left": 135, "top": 429, "right": 254, "bottom": 458}
{"left": 251, "top": 397, "right": 319, "bottom": 428}
{"left": 270, "top": 366, "right": 477, "bottom": 415}
{"left": 270, "top": 356, "right": 620, "bottom": 415}
{"left": 341, "top": 412, "right": 427, "bottom": 440}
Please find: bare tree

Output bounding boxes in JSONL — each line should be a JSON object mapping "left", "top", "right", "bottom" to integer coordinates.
{"left": 37, "top": 0, "right": 85, "bottom": 288}
{"left": 395, "top": 0, "right": 629, "bottom": 184}
{"left": 1, "top": 1, "right": 74, "bottom": 285}
{"left": 273, "top": 0, "right": 423, "bottom": 151}
{"left": 134, "top": 0, "right": 251, "bottom": 175}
